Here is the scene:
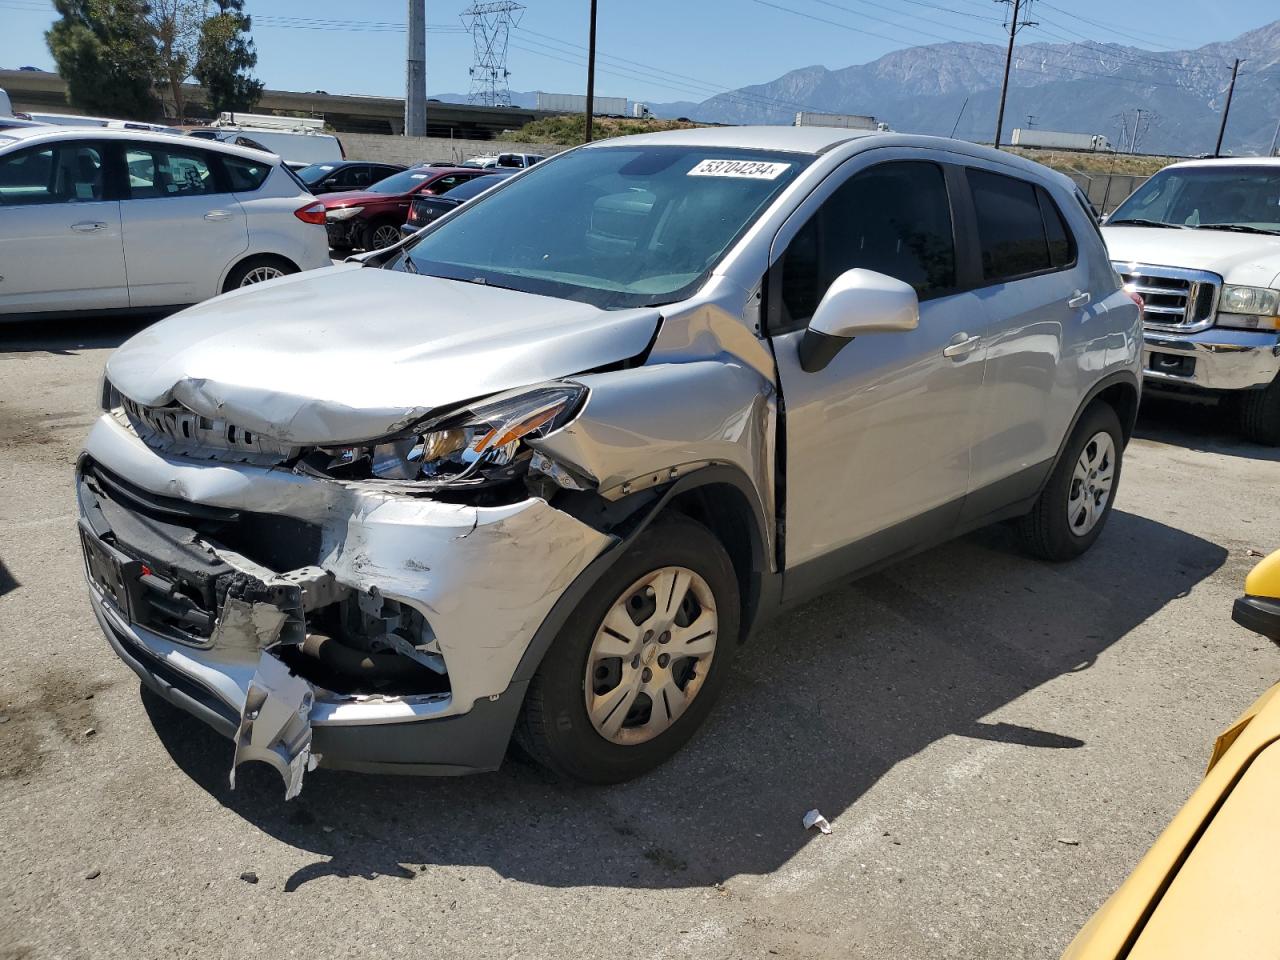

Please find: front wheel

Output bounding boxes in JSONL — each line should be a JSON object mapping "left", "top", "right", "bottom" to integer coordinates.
{"left": 1238, "top": 375, "right": 1280, "bottom": 446}
{"left": 516, "top": 516, "right": 739, "bottom": 783}
{"left": 364, "top": 220, "right": 402, "bottom": 250}
{"left": 1016, "top": 402, "right": 1124, "bottom": 561}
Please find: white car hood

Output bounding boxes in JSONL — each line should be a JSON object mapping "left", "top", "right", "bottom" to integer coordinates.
{"left": 1103, "top": 225, "right": 1280, "bottom": 288}
{"left": 106, "top": 263, "right": 663, "bottom": 444}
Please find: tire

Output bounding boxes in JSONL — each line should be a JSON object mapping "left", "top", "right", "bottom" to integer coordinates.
{"left": 1238, "top": 375, "right": 1280, "bottom": 446}
{"left": 363, "top": 219, "right": 402, "bottom": 251}
{"left": 223, "top": 255, "right": 298, "bottom": 292}
{"left": 516, "top": 515, "right": 740, "bottom": 784}
{"left": 1016, "top": 402, "right": 1124, "bottom": 562}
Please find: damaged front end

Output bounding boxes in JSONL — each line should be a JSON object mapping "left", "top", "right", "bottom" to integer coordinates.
{"left": 78, "top": 383, "right": 613, "bottom": 797}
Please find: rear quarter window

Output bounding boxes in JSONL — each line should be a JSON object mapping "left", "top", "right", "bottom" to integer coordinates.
{"left": 967, "top": 168, "right": 1053, "bottom": 282}
{"left": 220, "top": 154, "right": 273, "bottom": 192}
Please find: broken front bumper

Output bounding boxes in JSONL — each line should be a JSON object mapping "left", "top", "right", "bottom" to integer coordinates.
{"left": 78, "top": 413, "right": 613, "bottom": 792}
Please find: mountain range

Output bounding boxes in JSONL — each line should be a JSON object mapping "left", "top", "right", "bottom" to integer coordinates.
{"left": 436, "top": 19, "right": 1280, "bottom": 156}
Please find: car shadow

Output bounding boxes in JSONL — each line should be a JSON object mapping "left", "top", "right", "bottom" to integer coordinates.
{"left": 0, "top": 314, "right": 163, "bottom": 355}
{"left": 143, "top": 509, "right": 1227, "bottom": 891}
{"left": 1135, "top": 392, "right": 1280, "bottom": 462}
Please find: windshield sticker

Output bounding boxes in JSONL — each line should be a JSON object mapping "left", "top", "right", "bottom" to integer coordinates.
{"left": 688, "top": 159, "right": 791, "bottom": 180}
{"left": 410, "top": 174, "right": 428, "bottom": 179}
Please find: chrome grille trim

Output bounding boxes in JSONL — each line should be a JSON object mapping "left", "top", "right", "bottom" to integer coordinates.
{"left": 1111, "top": 261, "right": 1221, "bottom": 334}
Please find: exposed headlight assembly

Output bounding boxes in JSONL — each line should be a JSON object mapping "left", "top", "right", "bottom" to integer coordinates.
{"left": 325, "top": 383, "right": 587, "bottom": 488}
{"left": 1218, "top": 284, "right": 1280, "bottom": 330}
{"left": 325, "top": 205, "right": 364, "bottom": 221}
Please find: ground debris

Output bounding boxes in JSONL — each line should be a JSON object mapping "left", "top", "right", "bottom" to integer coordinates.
{"left": 803, "top": 809, "right": 832, "bottom": 834}
{"left": 84, "top": 869, "right": 100, "bottom": 880}
{"left": 1056, "top": 837, "right": 1080, "bottom": 846}
{"left": 239, "top": 871, "right": 260, "bottom": 884}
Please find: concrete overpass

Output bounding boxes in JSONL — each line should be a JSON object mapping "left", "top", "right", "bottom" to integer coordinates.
{"left": 0, "top": 69, "right": 558, "bottom": 139}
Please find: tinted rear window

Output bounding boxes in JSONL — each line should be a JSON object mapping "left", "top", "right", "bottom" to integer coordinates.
{"left": 967, "top": 168, "right": 1052, "bottom": 281}
{"left": 221, "top": 154, "right": 272, "bottom": 192}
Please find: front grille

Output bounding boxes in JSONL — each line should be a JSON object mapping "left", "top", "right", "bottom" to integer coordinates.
{"left": 110, "top": 388, "right": 301, "bottom": 465}
{"left": 1112, "top": 262, "right": 1220, "bottom": 333}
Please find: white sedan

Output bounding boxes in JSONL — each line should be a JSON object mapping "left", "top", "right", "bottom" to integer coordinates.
{"left": 0, "top": 126, "right": 332, "bottom": 319}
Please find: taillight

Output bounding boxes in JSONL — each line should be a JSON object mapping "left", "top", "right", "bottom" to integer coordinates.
{"left": 294, "top": 201, "right": 326, "bottom": 225}
{"left": 1126, "top": 287, "right": 1144, "bottom": 320}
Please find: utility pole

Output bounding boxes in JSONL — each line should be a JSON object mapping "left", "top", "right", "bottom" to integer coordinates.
{"left": 405, "top": 0, "right": 427, "bottom": 138}
{"left": 584, "top": 0, "right": 598, "bottom": 143}
{"left": 1214, "top": 58, "right": 1241, "bottom": 158}
{"left": 1129, "top": 108, "right": 1145, "bottom": 153}
{"left": 993, "top": 0, "right": 1036, "bottom": 150}
{"left": 1269, "top": 118, "right": 1280, "bottom": 158}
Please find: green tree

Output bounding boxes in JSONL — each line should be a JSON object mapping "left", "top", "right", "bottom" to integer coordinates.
{"left": 147, "top": 0, "right": 206, "bottom": 120}
{"left": 194, "top": 0, "right": 263, "bottom": 115}
{"left": 45, "top": 0, "right": 160, "bottom": 120}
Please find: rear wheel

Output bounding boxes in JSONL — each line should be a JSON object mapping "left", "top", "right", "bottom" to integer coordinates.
{"left": 223, "top": 255, "right": 297, "bottom": 292}
{"left": 1238, "top": 375, "right": 1280, "bottom": 446}
{"left": 1017, "top": 402, "right": 1124, "bottom": 561}
{"left": 517, "top": 516, "right": 739, "bottom": 783}
{"left": 364, "top": 220, "right": 402, "bottom": 250}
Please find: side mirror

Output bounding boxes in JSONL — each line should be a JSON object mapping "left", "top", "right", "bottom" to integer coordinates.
{"left": 798, "top": 268, "right": 919, "bottom": 373}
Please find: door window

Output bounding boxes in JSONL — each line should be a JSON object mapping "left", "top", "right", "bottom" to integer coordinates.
{"left": 429, "top": 173, "right": 471, "bottom": 194}
{"left": 777, "top": 160, "right": 957, "bottom": 326}
{"left": 966, "top": 168, "right": 1060, "bottom": 282}
{"left": 125, "top": 145, "right": 217, "bottom": 198}
{"left": 1038, "top": 187, "right": 1077, "bottom": 268}
{"left": 0, "top": 142, "right": 107, "bottom": 205}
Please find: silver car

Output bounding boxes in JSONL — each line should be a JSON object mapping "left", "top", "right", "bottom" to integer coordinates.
{"left": 77, "top": 127, "right": 1141, "bottom": 795}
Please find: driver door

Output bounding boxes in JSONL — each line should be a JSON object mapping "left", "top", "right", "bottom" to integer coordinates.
{"left": 769, "top": 157, "right": 988, "bottom": 598}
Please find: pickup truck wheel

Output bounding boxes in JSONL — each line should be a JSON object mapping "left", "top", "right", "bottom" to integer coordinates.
{"left": 516, "top": 516, "right": 739, "bottom": 783}
{"left": 1238, "top": 376, "right": 1280, "bottom": 446}
{"left": 1017, "top": 402, "right": 1124, "bottom": 562}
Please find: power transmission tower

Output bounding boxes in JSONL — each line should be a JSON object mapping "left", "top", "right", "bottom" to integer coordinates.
{"left": 1025, "top": 113, "right": 1038, "bottom": 128}
{"left": 1213, "top": 58, "right": 1242, "bottom": 158}
{"left": 405, "top": 0, "right": 426, "bottom": 137}
{"left": 460, "top": 1, "right": 524, "bottom": 107}
{"left": 993, "top": 0, "right": 1036, "bottom": 149}
{"left": 1129, "top": 108, "right": 1145, "bottom": 153}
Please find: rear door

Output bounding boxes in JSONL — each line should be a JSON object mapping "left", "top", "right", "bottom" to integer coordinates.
{"left": 961, "top": 166, "right": 1089, "bottom": 504}
{"left": 768, "top": 155, "right": 989, "bottom": 595}
{"left": 118, "top": 141, "right": 248, "bottom": 307}
{"left": 0, "top": 137, "right": 127, "bottom": 314}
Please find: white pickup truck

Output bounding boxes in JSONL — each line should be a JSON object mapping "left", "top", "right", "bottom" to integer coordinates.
{"left": 1103, "top": 158, "right": 1280, "bottom": 444}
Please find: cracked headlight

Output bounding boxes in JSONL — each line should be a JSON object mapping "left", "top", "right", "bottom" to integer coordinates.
{"left": 325, "top": 205, "right": 364, "bottom": 221}
{"left": 342, "top": 383, "right": 587, "bottom": 486}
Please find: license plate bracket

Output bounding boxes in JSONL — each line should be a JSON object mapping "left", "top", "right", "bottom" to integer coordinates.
{"left": 79, "top": 521, "right": 143, "bottom": 621}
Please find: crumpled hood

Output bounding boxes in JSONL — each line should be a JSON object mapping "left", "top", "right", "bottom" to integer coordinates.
{"left": 1103, "top": 225, "right": 1280, "bottom": 288}
{"left": 106, "top": 263, "right": 662, "bottom": 444}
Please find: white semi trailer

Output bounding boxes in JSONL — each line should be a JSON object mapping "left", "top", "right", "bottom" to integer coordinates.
{"left": 1011, "top": 128, "right": 1111, "bottom": 151}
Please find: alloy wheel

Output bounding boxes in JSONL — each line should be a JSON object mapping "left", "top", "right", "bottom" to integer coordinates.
{"left": 584, "top": 565, "right": 718, "bottom": 746}
{"left": 370, "top": 224, "right": 401, "bottom": 249}
{"left": 1067, "top": 430, "right": 1116, "bottom": 536}
{"left": 239, "top": 265, "right": 285, "bottom": 286}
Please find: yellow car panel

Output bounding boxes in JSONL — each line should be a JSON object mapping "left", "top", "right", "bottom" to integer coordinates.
{"left": 1126, "top": 740, "right": 1280, "bottom": 960}
{"left": 1245, "top": 549, "right": 1280, "bottom": 599}
{"left": 1061, "top": 682, "right": 1280, "bottom": 959}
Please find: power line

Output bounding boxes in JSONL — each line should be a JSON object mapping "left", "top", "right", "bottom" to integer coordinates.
{"left": 1035, "top": 1, "right": 1212, "bottom": 52}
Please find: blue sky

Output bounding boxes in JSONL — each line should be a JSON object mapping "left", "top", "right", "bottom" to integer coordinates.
{"left": 0, "top": 0, "right": 1275, "bottom": 104}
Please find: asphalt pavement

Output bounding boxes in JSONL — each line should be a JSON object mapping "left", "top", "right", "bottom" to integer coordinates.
{"left": 2, "top": 314, "right": 1277, "bottom": 959}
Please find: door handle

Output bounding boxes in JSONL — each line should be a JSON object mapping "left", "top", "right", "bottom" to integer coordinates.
{"left": 943, "top": 333, "right": 981, "bottom": 359}
{"left": 70, "top": 221, "right": 106, "bottom": 233}
{"left": 1068, "top": 290, "right": 1091, "bottom": 308}
{"left": 203, "top": 210, "right": 233, "bottom": 222}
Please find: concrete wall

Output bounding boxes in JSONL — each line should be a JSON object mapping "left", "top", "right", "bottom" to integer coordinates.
{"left": 339, "top": 131, "right": 568, "bottom": 166}
{"left": 1065, "top": 170, "right": 1150, "bottom": 215}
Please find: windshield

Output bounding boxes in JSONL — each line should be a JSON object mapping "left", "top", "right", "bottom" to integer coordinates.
{"left": 368, "top": 167, "right": 433, "bottom": 194}
{"left": 436, "top": 172, "right": 509, "bottom": 201}
{"left": 400, "top": 146, "right": 810, "bottom": 309}
{"left": 296, "top": 162, "right": 337, "bottom": 185}
{"left": 1110, "top": 165, "right": 1280, "bottom": 234}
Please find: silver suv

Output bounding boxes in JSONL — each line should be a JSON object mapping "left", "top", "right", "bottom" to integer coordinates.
{"left": 77, "top": 128, "right": 1141, "bottom": 795}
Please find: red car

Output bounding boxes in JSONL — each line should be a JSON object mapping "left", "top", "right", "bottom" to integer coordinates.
{"left": 321, "top": 165, "right": 496, "bottom": 251}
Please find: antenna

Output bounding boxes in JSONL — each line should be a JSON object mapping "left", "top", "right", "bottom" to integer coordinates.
{"left": 460, "top": 1, "right": 525, "bottom": 107}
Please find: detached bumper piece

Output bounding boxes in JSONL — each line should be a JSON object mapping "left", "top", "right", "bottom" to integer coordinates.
{"left": 1233, "top": 594, "right": 1280, "bottom": 645}
{"left": 231, "top": 653, "right": 317, "bottom": 800}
